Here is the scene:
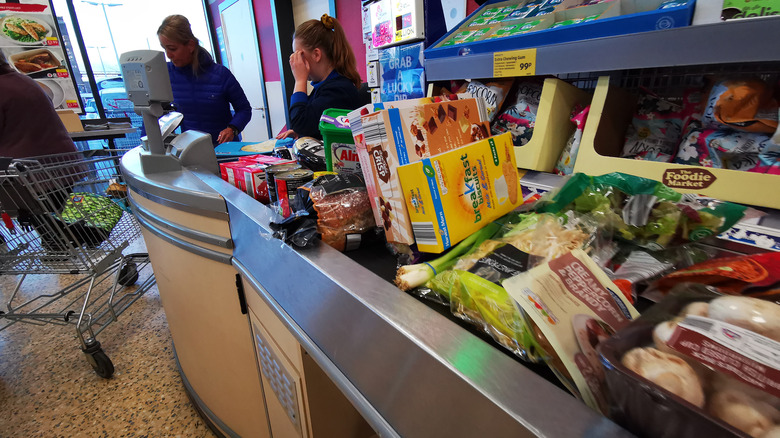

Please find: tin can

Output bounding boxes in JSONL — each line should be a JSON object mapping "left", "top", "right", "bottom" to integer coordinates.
{"left": 265, "top": 163, "right": 302, "bottom": 204}
{"left": 275, "top": 169, "right": 314, "bottom": 218}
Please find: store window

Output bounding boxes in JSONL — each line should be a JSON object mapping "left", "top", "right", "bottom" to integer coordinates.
{"left": 51, "top": 0, "right": 213, "bottom": 146}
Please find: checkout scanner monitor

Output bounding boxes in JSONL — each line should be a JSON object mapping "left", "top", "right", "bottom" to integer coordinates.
{"left": 118, "top": 50, "right": 217, "bottom": 174}
{"left": 120, "top": 51, "right": 173, "bottom": 106}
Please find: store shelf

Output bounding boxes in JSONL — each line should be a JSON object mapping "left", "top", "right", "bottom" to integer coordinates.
{"left": 425, "top": 17, "right": 780, "bottom": 80}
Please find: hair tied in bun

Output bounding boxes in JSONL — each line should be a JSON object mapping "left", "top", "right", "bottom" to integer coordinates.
{"left": 320, "top": 14, "right": 335, "bottom": 31}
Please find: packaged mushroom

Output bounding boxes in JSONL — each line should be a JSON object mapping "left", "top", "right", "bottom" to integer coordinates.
{"left": 598, "top": 283, "right": 780, "bottom": 438}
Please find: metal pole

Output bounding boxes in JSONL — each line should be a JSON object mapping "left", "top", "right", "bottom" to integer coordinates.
{"left": 66, "top": 0, "right": 107, "bottom": 119}
{"left": 101, "top": 3, "right": 121, "bottom": 73}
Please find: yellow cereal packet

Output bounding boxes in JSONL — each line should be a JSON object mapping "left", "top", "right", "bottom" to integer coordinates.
{"left": 397, "top": 132, "right": 520, "bottom": 253}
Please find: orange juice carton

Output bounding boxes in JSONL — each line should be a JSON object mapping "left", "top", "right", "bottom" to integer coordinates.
{"left": 358, "top": 97, "right": 491, "bottom": 245}
{"left": 397, "top": 132, "right": 521, "bottom": 253}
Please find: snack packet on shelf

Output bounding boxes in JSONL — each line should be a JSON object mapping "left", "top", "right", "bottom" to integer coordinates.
{"left": 536, "top": 172, "right": 747, "bottom": 249}
{"left": 621, "top": 93, "right": 685, "bottom": 163}
{"left": 466, "top": 79, "right": 514, "bottom": 122}
{"left": 674, "top": 127, "right": 780, "bottom": 174}
{"left": 504, "top": 249, "right": 640, "bottom": 414}
{"left": 555, "top": 104, "right": 591, "bottom": 176}
{"left": 491, "top": 79, "right": 544, "bottom": 147}
{"left": 702, "top": 78, "right": 779, "bottom": 134}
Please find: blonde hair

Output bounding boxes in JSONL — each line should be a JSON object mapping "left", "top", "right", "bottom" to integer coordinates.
{"left": 294, "top": 14, "right": 361, "bottom": 89}
{"left": 157, "top": 15, "right": 206, "bottom": 76}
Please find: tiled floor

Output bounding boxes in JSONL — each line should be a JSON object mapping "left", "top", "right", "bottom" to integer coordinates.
{"left": 0, "top": 240, "right": 217, "bottom": 437}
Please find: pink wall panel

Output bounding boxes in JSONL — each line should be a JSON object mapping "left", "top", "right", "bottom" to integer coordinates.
{"left": 336, "top": 0, "right": 367, "bottom": 82}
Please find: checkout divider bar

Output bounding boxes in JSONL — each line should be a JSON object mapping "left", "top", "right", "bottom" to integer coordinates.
{"left": 232, "top": 259, "right": 401, "bottom": 438}
{"left": 131, "top": 198, "right": 233, "bottom": 265}
{"left": 130, "top": 198, "right": 233, "bottom": 249}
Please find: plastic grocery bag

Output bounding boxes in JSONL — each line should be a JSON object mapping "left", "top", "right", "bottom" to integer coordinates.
{"left": 536, "top": 173, "right": 747, "bottom": 249}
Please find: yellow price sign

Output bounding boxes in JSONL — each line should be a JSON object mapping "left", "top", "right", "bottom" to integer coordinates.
{"left": 493, "top": 48, "right": 537, "bottom": 78}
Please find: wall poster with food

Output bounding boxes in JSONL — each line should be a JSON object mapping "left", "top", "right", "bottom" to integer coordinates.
{"left": 1, "top": 0, "right": 82, "bottom": 112}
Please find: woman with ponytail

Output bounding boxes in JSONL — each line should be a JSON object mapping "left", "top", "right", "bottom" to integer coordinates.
{"left": 278, "top": 14, "right": 362, "bottom": 140}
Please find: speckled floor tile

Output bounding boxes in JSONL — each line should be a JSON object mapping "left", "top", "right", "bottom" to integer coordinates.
{"left": 0, "top": 239, "right": 217, "bottom": 437}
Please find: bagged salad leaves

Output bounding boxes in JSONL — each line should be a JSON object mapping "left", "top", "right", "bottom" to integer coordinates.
{"left": 396, "top": 212, "right": 600, "bottom": 362}
{"left": 536, "top": 173, "right": 746, "bottom": 250}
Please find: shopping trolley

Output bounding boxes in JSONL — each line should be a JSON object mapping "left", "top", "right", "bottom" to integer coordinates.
{"left": 0, "top": 149, "right": 155, "bottom": 378}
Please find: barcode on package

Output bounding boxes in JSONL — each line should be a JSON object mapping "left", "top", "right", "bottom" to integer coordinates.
{"left": 681, "top": 316, "right": 714, "bottom": 332}
{"left": 412, "top": 222, "right": 437, "bottom": 246}
{"left": 363, "top": 117, "right": 386, "bottom": 147}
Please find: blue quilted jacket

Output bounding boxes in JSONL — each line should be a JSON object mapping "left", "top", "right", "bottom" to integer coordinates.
{"left": 168, "top": 50, "right": 251, "bottom": 145}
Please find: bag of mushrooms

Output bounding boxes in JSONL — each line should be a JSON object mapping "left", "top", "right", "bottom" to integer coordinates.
{"left": 598, "top": 283, "right": 780, "bottom": 438}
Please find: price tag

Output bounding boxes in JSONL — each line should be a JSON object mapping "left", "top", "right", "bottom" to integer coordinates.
{"left": 45, "top": 37, "right": 59, "bottom": 46}
{"left": 66, "top": 100, "right": 79, "bottom": 108}
{"left": 493, "top": 48, "right": 537, "bottom": 78}
{"left": 55, "top": 68, "right": 69, "bottom": 78}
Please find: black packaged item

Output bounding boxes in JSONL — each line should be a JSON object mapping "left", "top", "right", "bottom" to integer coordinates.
{"left": 293, "top": 137, "right": 327, "bottom": 171}
{"left": 295, "top": 174, "right": 378, "bottom": 252}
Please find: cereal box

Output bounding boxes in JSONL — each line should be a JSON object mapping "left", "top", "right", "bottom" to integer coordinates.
{"left": 397, "top": 132, "right": 521, "bottom": 253}
{"left": 359, "top": 97, "right": 491, "bottom": 246}
{"left": 349, "top": 97, "right": 441, "bottom": 227}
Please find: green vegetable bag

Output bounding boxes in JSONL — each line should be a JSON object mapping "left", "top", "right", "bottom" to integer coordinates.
{"left": 60, "top": 192, "right": 123, "bottom": 246}
{"left": 536, "top": 173, "right": 746, "bottom": 249}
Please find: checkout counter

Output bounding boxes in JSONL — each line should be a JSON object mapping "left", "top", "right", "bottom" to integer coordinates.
{"left": 118, "top": 50, "right": 630, "bottom": 438}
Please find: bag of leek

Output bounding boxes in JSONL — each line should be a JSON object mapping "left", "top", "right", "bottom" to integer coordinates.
{"left": 397, "top": 212, "right": 596, "bottom": 362}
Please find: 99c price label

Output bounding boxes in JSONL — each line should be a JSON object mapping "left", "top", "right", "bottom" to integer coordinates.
{"left": 493, "top": 48, "right": 537, "bottom": 78}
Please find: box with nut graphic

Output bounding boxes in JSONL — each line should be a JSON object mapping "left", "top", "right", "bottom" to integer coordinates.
{"left": 358, "top": 97, "right": 490, "bottom": 246}
{"left": 397, "top": 132, "right": 521, "bottom": 253}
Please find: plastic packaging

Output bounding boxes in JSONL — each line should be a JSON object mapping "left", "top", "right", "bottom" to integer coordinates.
{"left": 599, "top": 284, "right": 780, "bottom": 438}
{"left": 555, "top": 104, "right": 590, "bottom": 175}
{"left": 536, "top": 172, "right": 747, "bottom": 249}
{"left": 407, "top": 212, "right": 600, "bottom": 363}
{"left": 621, "top": 93, "right": 685, "bottom": 163}
{"left": 504, "top": 249, "right": 639, "bottom": 414}
{"left": 465, "top": 79, "right": 514, "bottom": 121}
{"left": 309, "top": 175, "right": 376, "bottom": 252}
{"left": 491, "top": 79, "right": 544, "bottom": 146}
{"left": 654, "top": 251, "right": 780, "bottom": 297}
{"left": 318, "top": 108, "right": 359, "bottom": 175}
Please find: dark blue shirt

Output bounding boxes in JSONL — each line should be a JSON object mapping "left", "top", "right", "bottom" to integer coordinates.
{"left": 289, "top": 70, "right": 360, "bottom": 139}
{"left": 168, "top": 51, "right": 251, "bottom": 145}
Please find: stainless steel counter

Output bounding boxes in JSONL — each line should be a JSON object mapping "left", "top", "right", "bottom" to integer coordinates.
{"left": 192, "top": 169, "right": 632, "bottom": 438}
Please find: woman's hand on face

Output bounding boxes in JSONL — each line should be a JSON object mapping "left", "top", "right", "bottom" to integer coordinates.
{"left": 276, "top": 129, "right": 297, "bottom": 140}
{"left": 217, "top": 127, "right": 235, "bottom": 144}
{"left": 289, "top": 50, "right": 310, "bottom": 83}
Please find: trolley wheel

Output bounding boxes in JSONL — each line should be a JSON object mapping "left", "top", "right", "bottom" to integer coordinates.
{"left": 82, "top": 339, "right": 114, "bottom": 379}
{"left": 118, "top": 262, "right": 139, "bottom": 286}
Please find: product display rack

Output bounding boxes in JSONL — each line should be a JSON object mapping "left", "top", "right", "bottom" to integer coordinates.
{"left": 425, "top": 16, "right": 780, "bottom": 80}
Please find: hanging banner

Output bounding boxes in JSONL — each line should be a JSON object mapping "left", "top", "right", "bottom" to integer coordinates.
{"left": 1, "top": 0, "right": 83, "bottom": 112}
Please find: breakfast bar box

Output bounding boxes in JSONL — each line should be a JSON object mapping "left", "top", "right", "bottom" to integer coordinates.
{"left": 397, "top": 132, "right": 521, "bottom": 253}
{"left": 359, "top": 97, "right": 491, "bottom": 246}
{"left": 348, "top": 94, "right": 474, "bottom": 229}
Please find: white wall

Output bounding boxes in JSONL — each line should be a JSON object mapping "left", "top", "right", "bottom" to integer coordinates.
{"left": 292, "top": 0, "right": 330, "bottom": 28}
{"left": 264, "top": 81, "right": 287, "bottom": 137}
